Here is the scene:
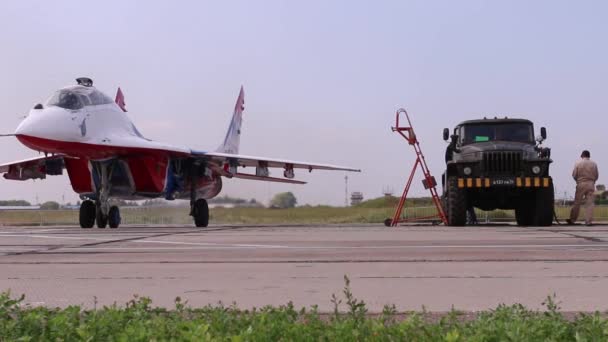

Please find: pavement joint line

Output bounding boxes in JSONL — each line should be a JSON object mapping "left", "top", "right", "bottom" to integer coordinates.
{"left": 16, "top": 243, "right": 608, "bottom": 252}
{"left": 0, "top": 225, "right": 261, "bottom": 256}
{"left": 3, "top": 259, "right": 608, "bottom": 264}
{"left": 3, "top": 232, "right": 608, "bottom": 251}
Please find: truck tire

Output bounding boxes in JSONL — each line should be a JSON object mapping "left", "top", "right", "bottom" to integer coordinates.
{"left": 515, "top": 202, "right": 534, "bottom": 226}
{"left": 534, "top": 183, "right": 554, "bottom": 226}
{"left": 446, "top": 177, "right": 466, "bottom": 226}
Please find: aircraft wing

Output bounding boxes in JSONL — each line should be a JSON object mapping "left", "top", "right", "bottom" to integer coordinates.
{"left": 193, "top": 151, "right": 361, "bottom": 173}
{"left": 0, "top": 155, "right": 66, "bottom": 181}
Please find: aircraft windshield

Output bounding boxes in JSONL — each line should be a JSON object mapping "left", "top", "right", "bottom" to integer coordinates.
{"left": 462, "top": 123, "right": 534, "bottom": 145}
{"left": 46, "top": 87, "right": 114, "bottom": 110}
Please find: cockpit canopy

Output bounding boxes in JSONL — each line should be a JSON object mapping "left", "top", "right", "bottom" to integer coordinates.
{"left": 46, "top": 86, "right": 114, "bottom": 110}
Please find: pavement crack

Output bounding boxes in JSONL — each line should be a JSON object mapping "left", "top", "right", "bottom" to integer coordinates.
{"left": 538, "top": 229, "right": 605, "bottom": 243}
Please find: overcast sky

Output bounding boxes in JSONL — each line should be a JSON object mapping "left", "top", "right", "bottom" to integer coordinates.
{"left": 0, "top": 1, "right": 606, "bottom": 206}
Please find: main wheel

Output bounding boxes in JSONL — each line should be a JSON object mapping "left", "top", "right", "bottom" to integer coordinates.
{"left": 96, "top": 205, "right": 108, "bottom": 229}
{"left": 79, "top": 200, "right": 96, "bottom": 228}
{"left": 193, "top": 199, "right": 209, "bottom": 228}
{"left": 108, "top": 206, "right": 121, "bottom": 228}
{"left": 446, "top": 177, "right": 466, "bottom": 226}
{"left": 534, "top": 183, "right": 554, "bottom": 226}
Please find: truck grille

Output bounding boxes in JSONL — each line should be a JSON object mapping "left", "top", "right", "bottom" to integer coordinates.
{"left": 483, "top": 151, "right": 522, "bottom": 174}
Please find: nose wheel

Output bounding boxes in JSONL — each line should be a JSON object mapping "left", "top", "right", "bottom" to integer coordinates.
{"left": 79, "top": 201, "right": 121, "bottom": 229}
{"left": 96, "top": 203, "right": 108, "bottom": 228}
{"left": 108, "top": 206, "right": 121, "bottom": 228}
{"left": 79, "top": 200, "right": 96, "bottom": 228}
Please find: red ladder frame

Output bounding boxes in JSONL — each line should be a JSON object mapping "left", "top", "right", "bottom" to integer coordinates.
{"left": 388, "top": 109, "right": 447, "bottom": 226}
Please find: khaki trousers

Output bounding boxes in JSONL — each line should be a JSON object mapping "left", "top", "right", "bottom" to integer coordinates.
{"left": 570, "top": 182, "right": 595, "bottom": 223}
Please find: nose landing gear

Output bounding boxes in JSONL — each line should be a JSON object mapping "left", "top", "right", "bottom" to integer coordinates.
{"left": 79, "top": 161, "right": 121, "bottom": 229}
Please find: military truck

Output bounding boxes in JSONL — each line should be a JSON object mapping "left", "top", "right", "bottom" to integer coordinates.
{"left": 442, "top": 118, "right": 553, "bottom": 226}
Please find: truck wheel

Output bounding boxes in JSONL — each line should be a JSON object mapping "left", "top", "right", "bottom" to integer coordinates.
{"left": 446, "top": 177, "right": 466, "bottom": 226}
{"left": 515, "top": 202, "right": 534, "bottom": 226}
{"left": 534, "top": 184, "right": 554, "bottom": 226}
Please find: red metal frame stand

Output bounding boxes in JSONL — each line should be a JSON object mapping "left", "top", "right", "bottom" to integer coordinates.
{"left": 388, "top": 109, "right": 447, "bottom": 226}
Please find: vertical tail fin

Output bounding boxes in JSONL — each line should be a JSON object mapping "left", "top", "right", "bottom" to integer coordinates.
{"left": 217, "top": 86, "right": 245, "bottom": 154}
{"left": 115, "top": 87, "right": 127, "bottom": 112}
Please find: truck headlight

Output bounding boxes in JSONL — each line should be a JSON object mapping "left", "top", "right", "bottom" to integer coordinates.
{"left": 532, "top": 165, "right": 541, "bottom": 175}
{"left": 463, "top": 167, "right": 472, "bottom": 176}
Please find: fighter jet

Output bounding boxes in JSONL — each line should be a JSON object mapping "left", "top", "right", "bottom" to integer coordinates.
{"left": 0, "top": 78, "right": 360, "bottom": 228}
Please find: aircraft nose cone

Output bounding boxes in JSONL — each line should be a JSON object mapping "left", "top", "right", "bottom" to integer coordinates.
{"left": 14, "top": 116, "right": 33, "bottom": 136}
{"left": 15, "top": 108, "right": 55, "bottom": 137}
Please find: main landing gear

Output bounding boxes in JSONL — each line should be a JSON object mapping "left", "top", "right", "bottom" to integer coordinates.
{"left": 192, "top": 198, "right": 209, "bottom": 228}
{"left": 188, "top": 162, "right": 209, "bottom": 228}
{"left": 79, "top": 200, "right": 121, "bottom": 229}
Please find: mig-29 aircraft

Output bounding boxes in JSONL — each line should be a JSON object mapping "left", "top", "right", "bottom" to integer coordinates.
{"left": 0, "top": 78, "right": 360, "bottom": 228}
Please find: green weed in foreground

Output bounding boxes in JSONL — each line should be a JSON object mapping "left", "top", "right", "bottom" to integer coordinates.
{"left": 1, "top": 278, "right": 607, "bottom": 341}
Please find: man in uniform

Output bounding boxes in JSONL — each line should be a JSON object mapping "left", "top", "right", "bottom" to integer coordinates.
{"left": 567, "top": 150, "right": 599, "bottom": 226}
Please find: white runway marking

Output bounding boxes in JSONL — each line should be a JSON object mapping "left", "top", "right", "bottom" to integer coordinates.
{"left": 133, "top": 239, "right": 288, "bottom": 248}
{"left": 32, "top": 243, "right": 608, "bottom": 253}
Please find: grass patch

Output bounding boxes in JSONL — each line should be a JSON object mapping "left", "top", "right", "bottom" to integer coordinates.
{"left": 1, "top": 205, "right": 608, "bottom": 226}
{"left": 1, "top": 277, "right": 608, "bottom": 340}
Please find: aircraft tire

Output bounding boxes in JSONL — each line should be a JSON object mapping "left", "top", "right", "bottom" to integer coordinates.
{"left": 108, "top": 206, "right": 121, "bottom": 228}
{"left": 193, "top": 199, "right": 209, "bottom": 228}
{"left": 96, "top": 205, "right": 108, "bottom": 229}
{"left": 79, "top": 200, "right": 96, "bottom": 228}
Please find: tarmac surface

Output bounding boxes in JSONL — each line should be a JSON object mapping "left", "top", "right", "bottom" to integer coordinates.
{"left": 1, "top": 223, "right": 608, "bottom": 312}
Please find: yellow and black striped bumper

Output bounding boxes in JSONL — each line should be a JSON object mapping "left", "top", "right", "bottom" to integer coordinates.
{"left": 457, "top": 177, "right": 551, "bottom": 189}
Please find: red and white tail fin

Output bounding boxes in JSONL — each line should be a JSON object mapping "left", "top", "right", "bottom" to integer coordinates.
{"left": 115, "top": 87, "right": 127, "bottom": 112}
{"left": 217, "top": 86, "right": 245, "bottom": 154}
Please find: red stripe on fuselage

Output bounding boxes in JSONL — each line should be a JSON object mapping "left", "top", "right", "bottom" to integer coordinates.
{"left": 16, "top": 134, "right": 189, "bottom": 159}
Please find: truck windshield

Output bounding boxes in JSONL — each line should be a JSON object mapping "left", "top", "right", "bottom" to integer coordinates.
{"left": 462, "top": 123, "right": 533, "bottom": 145}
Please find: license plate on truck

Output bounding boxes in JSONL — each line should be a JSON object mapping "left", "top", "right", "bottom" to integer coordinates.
{"left": 491, "top": 178, "right": 515, "bottom": 186}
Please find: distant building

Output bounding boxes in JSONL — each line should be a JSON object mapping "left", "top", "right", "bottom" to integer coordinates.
{"left": 350, "top": 192, "right": 364, "bottom": 206}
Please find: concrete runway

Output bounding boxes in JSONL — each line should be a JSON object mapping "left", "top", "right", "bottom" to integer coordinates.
{"left": 1, "top": 224, "right": 608, "bottom": 312}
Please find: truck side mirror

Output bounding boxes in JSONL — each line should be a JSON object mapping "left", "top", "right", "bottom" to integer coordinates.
{"left": 443, "top": 128, "right": 449, "bottom": 141}
{"left": 540, "top": 127, "right": 547, "bottom": 140}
